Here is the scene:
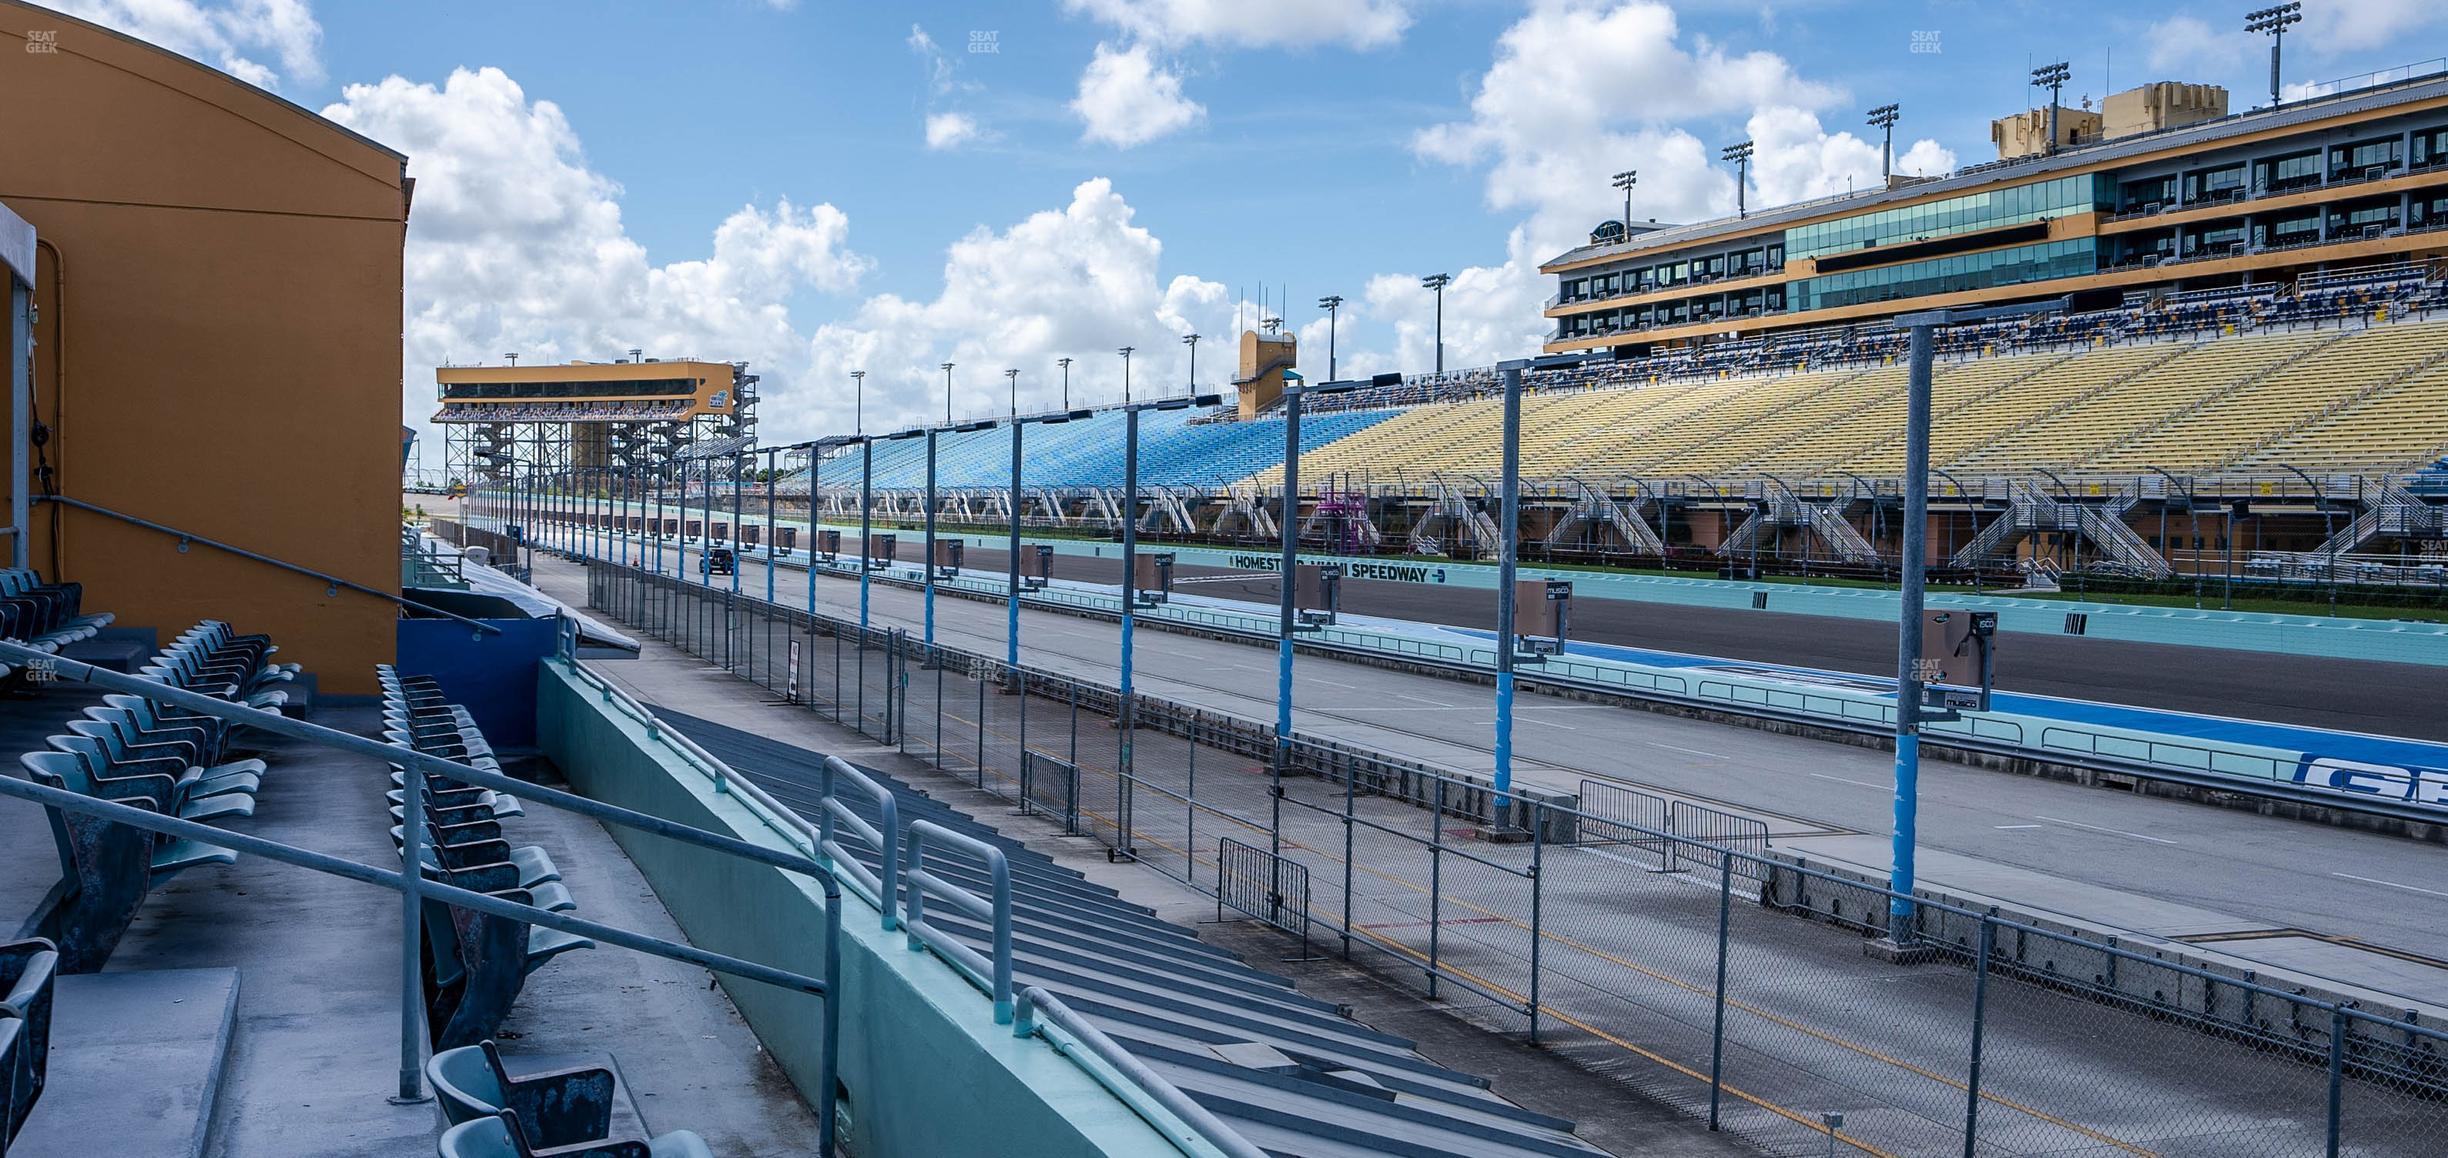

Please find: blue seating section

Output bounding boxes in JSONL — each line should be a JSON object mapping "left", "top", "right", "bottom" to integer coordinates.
{"left": 380, "top": 667, "right": 593, "bottom": 1052}
{"left": 430, "top": 1040, "right": 710, "bottom": 1158}
{"left": 0, "top": 939, "right": 57, "bottom": 1153}
{"left": 798, "top": 405, "right": 1403, "bottom": 491}
{"left": 18, "top": 621, "right": 288, "bottom": 974}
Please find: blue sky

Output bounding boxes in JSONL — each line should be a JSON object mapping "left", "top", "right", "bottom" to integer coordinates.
{"left": 41, "top": 0, "right": 2448, "bottom": 441}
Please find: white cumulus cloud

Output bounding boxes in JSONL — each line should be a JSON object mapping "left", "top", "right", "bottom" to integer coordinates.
{"left": 1401, "top": 0, "right": 1958, "bottom": 366}
{"left": 805, "top": 178, "right": 1235, "bottom": 434}
{"left": 1064, "top": 0, "right": 1409, "bottom": 50}
{"left": 319, "top": 67, "right": 870, "bottom": 453}
{"left": 50, "top": 0, "right": 323, "bottom": 88}
{"left": 924, "top": 112, "right": 980, "bottom": 150}
{"left": 1072, "top": 42, "right": 1205, "bottom": 147}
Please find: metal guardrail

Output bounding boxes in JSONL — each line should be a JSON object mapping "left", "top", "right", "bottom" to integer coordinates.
{"left": 819, "top": 755, "right": 901, "bottom": 920}
{"left": 46, "top": 495, "right": 502, "bottom": 634}
{"left": 1013, "top": 986, "right": 1272, "bottom": 1158}
{"left": 563, "top": 643, "right": 1260, "bottom": 1158}
{"left": 0, "top": 637, "right": 838, "bottom": 1152}
{"left": 902, "top": 819, "right": 1016, "bottom": 1024}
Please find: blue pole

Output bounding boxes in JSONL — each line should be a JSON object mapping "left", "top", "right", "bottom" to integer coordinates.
{"left": 859, "top": 438, "right": 873, "bottom": 631}
{"left": 1273, "top": 384, "right": 1301, "bottom": 859}
{"left": 1494, "top": 361, "right": 1523, "bottom": 807}
{"left": 765, "top": 448, "right": 778, "bottom": 603}
{"left": 924, "top": 430, "right": 938, "bottom": 645}
{"left": 1889, "top": 319, "right": 1936, "bottom": 939}
{"left": 1008, "top": 421, "right": 1023, "bottom": 670}
{"left": 730, "top": 451, "right": 744, "bottom": 596}
{"left": 807, "top": 449, "right": 820, "bottom": 615}
{"left": 822, "top": 448, "right": 832, "bottom": 614}
{"left": 1119, "top": 408, "right": 1139, "bottom": 788}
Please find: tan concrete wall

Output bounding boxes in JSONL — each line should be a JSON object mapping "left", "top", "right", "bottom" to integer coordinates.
{"left": 2104, "top": 82, "right": 2229, "bottom": 139}
{"left": 1, "top": 3, "right": 409, "bottom": 694}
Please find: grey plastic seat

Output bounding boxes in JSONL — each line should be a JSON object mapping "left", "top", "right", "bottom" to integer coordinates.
{"left": 1, "top": 939, "right": 56, "bottom": 1145}
{"left": 20, "top": 752, "right": 237, "bottom": 881}
{"left": 67, "top": 717, "right": 262, "bottom": 800}
{"left": 437, "top": 1111, "right": 711, "bottom": 1158}
{"left": 35, "top": 739, "right": 254, "bottom": 824}
{"left": 427, "top": 1041, "right": 615, "bottom": 1140}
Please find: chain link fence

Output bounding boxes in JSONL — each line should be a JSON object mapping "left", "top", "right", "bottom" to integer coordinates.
{"left": 579, "top": 556, "right": 2448, "bottom": 1157}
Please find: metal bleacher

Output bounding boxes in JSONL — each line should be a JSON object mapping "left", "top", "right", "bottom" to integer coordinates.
{"left": 648, "top": 705, "right": 1609, "bottom": 1158}
{"left": 1952, "top": 330, "right": 2334, "bottom": 472}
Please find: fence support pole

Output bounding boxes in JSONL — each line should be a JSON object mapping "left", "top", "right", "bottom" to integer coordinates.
{"left": 393, "top": 756, "right": 428, "bottom": 1103}
{"left": 1963, "top": 918, "right": 1995, "bottom": 1156}
{"left": 1528, "top": 810, "right": 1544, "bottom": 1044}
{"left": 1427, "top": 778, "right": 1444, "bottom": 998}
{"left": 1709, "top": 854, "right": 1730, "bottom": 1130}
{"left": 2326, "top": 1006, "right": 2347, "bottom": 1158}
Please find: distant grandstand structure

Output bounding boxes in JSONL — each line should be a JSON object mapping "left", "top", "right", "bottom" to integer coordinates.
{"left": 797, "top": 269, "right": 2448, "bottom": 590}
{"left": 434, "top": 357, "right": 756, "bottom": 491}
{"left": 1540, "top": 70, "right": 2448, "bottom": 354}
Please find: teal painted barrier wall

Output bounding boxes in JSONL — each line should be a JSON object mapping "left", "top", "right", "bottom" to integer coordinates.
{"left": 575, "top": 510, "right": 2448, "bottom": 666}
{"left": 535, "top": 663, "right": 1181, "bottom": 1158}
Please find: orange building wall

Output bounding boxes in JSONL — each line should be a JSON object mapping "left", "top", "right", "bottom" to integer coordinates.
{"left": 1, "top": 4, "right": 409, "bottom": 694}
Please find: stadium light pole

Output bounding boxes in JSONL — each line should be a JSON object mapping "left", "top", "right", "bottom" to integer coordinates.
{"left": 941, "top": 362, "right": 956, "bottom": 424}
{"left": 1721, "top": 141, "right": 1754, "bottom": 218}
{"left": 1057, "top": 357, "right": 1073, "bottom": 409}
{"left": 1317, "top": 296, "right": 1343, "bottom": 381}
{"left": 1182, "top": 333, "right": 1200, "bottom": 395}
{"left": 1612, "top": 170, "right": 1638, "bottom": 227}
{"left": 1118, "top": 346, "right": 1135, "bottom": 404}
{"left": 1883, "top": 299, "right": 2060, "bottom": 951}
{"left": 851, "top": 370, "right": 865, "bottom": 437}
{"left": 1867, "top": 105, "right": 1899, "bottom": 179}
{"left": 2247, "top": 3, "right": 2302, "bottom": 109}
{"left": 1421, "top": 273, "right": 1452, "bottom": 373}
{"left": 2032, "top": 62, "right": 2071, "bottom": 154}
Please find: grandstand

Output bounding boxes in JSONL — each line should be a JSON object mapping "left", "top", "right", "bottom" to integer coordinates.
{"left": 794, "top": 285, "right": 2448, "bottom": 584}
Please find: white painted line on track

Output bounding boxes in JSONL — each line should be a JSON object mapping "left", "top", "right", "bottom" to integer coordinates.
{"left": 1994, "top": 824, "right": 2043, "bottom": 830}
{"left": 1389, "top": 692, "right": 1455, "bottom": 708}
{"left": 1810, "top": 772, "right": 1890, "bottom": 790}
{"left": 1649, "top": 742, "right": 1722, "bottom": 759}
{"left": 1308, "top": 677, "right": 1362, "bottom": 689}
{"left": 2034, "top": 815, "right": 2179, "bottom": 846}
{"left": 1518, "top": 715, "right": 1580, "bottom": 731}
{"left": 2332, "top": 872, "right": 2448, "bottom": 900}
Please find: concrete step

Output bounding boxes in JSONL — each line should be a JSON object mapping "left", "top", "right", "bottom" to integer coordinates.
{"left": 9, "top": 966, "right": 242, "bottom": 1158}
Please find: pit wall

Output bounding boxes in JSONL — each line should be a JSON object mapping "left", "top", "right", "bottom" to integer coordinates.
{"left": 534, "top": 661, "right": 1178, "bottom": 1158}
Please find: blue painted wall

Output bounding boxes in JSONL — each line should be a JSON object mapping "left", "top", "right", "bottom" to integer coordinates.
{"left": 396, "top": 616, "right": 559, "bottom": 747}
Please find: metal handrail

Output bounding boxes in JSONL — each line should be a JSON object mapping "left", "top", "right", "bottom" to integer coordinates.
{"left": 819, "top": 754, "right": 901, "bottom": 923}
{"left": 43, "top": 494, "right": 501, "bottom": 634}
{"left": 569, "top": 587, "right": 1266, "bottom": 1158}
{"left": 0, "top": 637, "right": 838, "bottom": 1153}
{"left": 902, "top": 819, "right": 1015, "bottom": 1023}
{"left": 1014, "top": 986, "right": 1270, "bottom": 1158}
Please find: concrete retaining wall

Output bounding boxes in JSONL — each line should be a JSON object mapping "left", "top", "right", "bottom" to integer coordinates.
{"left": 535, "top": 663, "right": 1180, "bottom": 1158}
